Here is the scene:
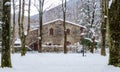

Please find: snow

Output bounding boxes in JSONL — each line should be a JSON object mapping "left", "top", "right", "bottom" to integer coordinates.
{"left": 95, "top": 40, "right": 99, "bottom": 43}
{"left": 24, "top": 31, "right": 27, "bottom": 36}
{"left": 5, "top": 2, "right": 11, "bottom": 6}
{"left": 80, "top": 33, "right": 86, "bottom": 36}
{"left": 90, "top": 28, "right": 95, "bottom": 34}
{"left": 14, "top": 38, "right": 21, "bottom": 44}
{"left": 38, "top": 37, "right": 41, "bottom": 40}
{"left": 44, "top": 19, "right": 86, "bottom": 29}
{"left": 31, "top": 19, "right": 86, "bottom": 29}
{"left": 84, "top": 38, "right": 92, "bottom": 42}
{"left": 30, "top": 28, "right": 39, "bottom": 31}
{"left": 104, "top": 15, "right": 108, "bottom": 19}
{"left": 42, "top": 45, "right": 63, "bottom": 48}
{"left": 109, "top": 0, "right": 112, "bottom": 9}
{"left": 0, "top": 21, "right": 2, "bottom": 24}
{"left": 0, "top": 53, "right": 120, "bottom": 72}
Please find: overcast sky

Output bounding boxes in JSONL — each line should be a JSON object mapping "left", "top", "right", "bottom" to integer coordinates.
{"left": 26, "top": 0, "right": 62, "bottom": 16}
{"left": 11, "top": 0, "right": 70, "bottom": 16}
{"left": 11, "top": 0, "right": 62, "bottom": 16}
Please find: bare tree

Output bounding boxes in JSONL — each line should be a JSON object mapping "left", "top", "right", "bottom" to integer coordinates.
{"left": 11, "top": 0, "right": 16, "bottom": 54}
{"left": 20, "top": 0, "right": 26, "bottom": 56}
{"left": 89, "top": 0, "right": 97, "bottom": 53}
{"left": 37, "top": 0, "right": 44, "bottom": 53}
{"left": 100, "top": 0, "right": 108, "bottom": 56}
{"left": 62, "top": 0, "right": 67, "bottom": 53}
{"left": 18, "top": 0, "right": 21, "bottom": 38}
{"left": 27, "top": 0, "right": 31, "bottom": 34}
{"left": 79, "top": 0, "right": 101, "bottom": 53}
{"left": 17, "top": 0, "right": 31, "bottom": 56}
{"left": 1, "top": 0, "right": 12, "bottom": 67}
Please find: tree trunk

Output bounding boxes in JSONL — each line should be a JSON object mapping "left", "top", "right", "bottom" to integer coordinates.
{"left": 63, "top": 14, "right": 67, "bottom": 53}
{"left": 108, "top": 0, "right": 120, "bottom": 67}
{"left": 101, "top": 0, "right": 107, "bottom": 56}
{"left": 90, "top": 3, "right": 95, "bottom": 53}
{"left": 62, "top": 0, "right": 67, "bottom": 54}
{"left": 21, "top": 35, "right": 26, "bottom": 56}
{"left": 38, "top": 0, "right": 44, "bottom": 53}
{"left": 21, "top": 0, "right": 26, "bottom": 56}
{"left": 27, "top": 0, "right": 31, "bottom": 34}
{"left": 18, "top": 0, "right": 21, "bottom": 37}
{"left": 1, "top": 0, "right": 12, "bottom": 68}
{"left": 90, "top": 37, "right": 95, "bottom": 53}
{"left": 11, "top": 0, "right": 16, "bottom": 54}
{"left": 38, "top": 14, "right": 42, "bottom": 53}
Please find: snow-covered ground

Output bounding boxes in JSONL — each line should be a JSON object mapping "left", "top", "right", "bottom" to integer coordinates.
{"left": 0, "top": 52, "right": 120, "bottom": 72}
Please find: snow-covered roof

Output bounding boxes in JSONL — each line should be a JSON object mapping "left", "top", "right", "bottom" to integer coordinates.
{"left": 43, "top": 19, "right": 86, "bottom": 28}
{"left": 24, "top": 28, "right": 39, "bottom": 34}
{"left": 44, "top": 19, "right": 62, "bottom": 25}
{"left": 29, "top": 28, "right": 39, "bottom": 31}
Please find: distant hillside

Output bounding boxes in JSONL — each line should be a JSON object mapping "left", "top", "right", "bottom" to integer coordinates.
{"left": 30, "top": 0, "right": 101, "bottom": 30}
{"left": 31, "top": 0, "right": 82, "bottom": 24}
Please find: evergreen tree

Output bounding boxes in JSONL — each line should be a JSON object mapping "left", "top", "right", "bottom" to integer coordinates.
{"left": 1, "top": 0, "right": 12, "bottom": 67}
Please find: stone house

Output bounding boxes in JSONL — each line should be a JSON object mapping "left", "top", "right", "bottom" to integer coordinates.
{"left": 42, "top": 19, "right": 85, "bottom": 45}
{"left": 25, "top": 19, "right": 85, "bottom": 51}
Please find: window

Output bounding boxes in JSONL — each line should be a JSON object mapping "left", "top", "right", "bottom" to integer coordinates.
{"left": 67, "top": 29, "right": 70, "bottom": 35}
{"left": 80, "top": 27, "right": 83, "bottom": 33}
{"left": 50, "top": 28, "right": 53, "bottom": 35}
{"left": 66, "top": 41, "right": 71, "bottom": 45}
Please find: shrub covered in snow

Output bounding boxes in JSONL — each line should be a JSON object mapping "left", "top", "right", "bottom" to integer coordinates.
{"left": 80, "top": 38, "right": 98, "bottom": 50}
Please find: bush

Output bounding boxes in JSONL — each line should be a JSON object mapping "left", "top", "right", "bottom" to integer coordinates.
{"left": 80, "top": 38, "right": 98, "bottom": 50}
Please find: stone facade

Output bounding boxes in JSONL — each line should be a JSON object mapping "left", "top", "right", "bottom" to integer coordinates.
{"left": 25, "top": 19, "right": 85, "bottom": 51}
{"left": 25, "top": 29, "right": 38, "bottom": 46}
{"left": 25, "top": 29, "right": 38, "bottom": 50}
{"left": 42, "top": 19, "right": 84, "bottom": 45}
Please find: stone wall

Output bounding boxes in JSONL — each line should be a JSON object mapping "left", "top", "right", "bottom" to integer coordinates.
{"left": 25, "top": 29, "right": 38, "bottom": 46}
{"left": 42, "top": 19, "right": 84, "bottom": 45}
{"left": 25, "top": 19, "right": 84, "bottom": 51}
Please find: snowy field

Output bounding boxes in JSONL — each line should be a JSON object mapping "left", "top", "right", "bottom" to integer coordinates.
{"left": 0, "top": 52, "right": 120, "bottom": 72}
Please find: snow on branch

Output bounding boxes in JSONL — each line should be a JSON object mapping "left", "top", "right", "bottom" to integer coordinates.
{"left": 108, "top": 0, "right": 112, "bottom": 9}
{"left": 24, "top": 31, "right": 28, "bottom": 36}
{"left": 90, "top": 28, "right": 95, "bottom": 33}
{"left": 0, "top": 21, "right": 3, "bottom": 24}
{"left": 84, "top": 38, "right": 92, "bottom": 42}
{"left": 5, "top": 1, "right": 11, "bottom": 6}
{"left": 104, "top": 15, "right": 108, "bottom": 19}
{"left": 80, "top": 33, "right": 85, "bottom": 36}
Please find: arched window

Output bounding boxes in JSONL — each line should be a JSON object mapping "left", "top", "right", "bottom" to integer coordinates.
{"left": 67, "top": 29, "right": 70, "bottom": 35}
{"left": 50, "top": 28, "right": 53, "bottom": 35}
